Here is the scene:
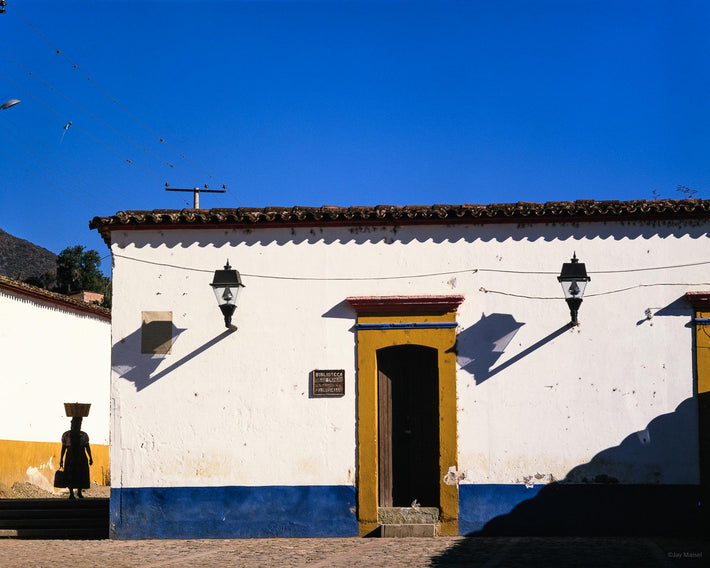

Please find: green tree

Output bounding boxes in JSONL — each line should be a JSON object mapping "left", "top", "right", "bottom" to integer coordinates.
{"left": 23, "top": 270, "right": 57, "bottom": 290}
{"left": 55, "top": 245, "right": 111, "bottom": 307}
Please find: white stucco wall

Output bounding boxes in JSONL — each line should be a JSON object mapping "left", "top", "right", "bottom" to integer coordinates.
{"left": 0, "top": 290, "right": 111, "bottom": 445}
{"left": 110, "top": 219, "right": 703, "bottom": 490}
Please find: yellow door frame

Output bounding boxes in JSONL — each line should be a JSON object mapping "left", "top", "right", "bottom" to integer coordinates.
{"left": 347, "top": 296, "right": 464, "bottom": 536}
{"left": 686, "top": 292, "right": 710, "bottom": 492}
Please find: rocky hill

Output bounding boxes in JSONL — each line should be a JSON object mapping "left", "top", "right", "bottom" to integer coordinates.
{"left": 0, "top": 228, "right": 57, "bottom": 282}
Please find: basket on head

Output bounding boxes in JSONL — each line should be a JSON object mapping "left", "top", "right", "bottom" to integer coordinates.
{"left": 64, "top": 403, "right": 91, "bottom": 417}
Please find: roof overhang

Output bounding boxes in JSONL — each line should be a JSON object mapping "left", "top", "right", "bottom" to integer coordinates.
{"left": 0, "top": 275, "right": 111, "bottom": 320}
{"left": 89, "top": 199, "right": 710, "bottom": 247}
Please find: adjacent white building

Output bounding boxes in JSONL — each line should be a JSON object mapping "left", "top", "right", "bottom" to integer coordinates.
{"left": 0, "top": 276, "right": 111, "bottom": 491}
{"left": 91, "top": 199, "right": 708, "bottom": 538}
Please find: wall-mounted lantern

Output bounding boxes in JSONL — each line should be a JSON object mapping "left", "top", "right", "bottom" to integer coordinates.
{"left": 210, "top": 261, "right": 245, "bottom": 328}
{"left": 557, "top": 253, "right": 590, "bottom": 325}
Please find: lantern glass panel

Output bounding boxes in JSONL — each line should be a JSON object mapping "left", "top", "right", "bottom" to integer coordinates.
{"left": 560, "top": 279, "right": 588, "bottom": 300}
{"left": 213, "top": 285, "right": 240, "bottom": 307}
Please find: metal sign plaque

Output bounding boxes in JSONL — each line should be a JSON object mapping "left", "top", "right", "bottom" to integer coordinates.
{"left": 312, "top": 370, "right": 345, "bottom": 397}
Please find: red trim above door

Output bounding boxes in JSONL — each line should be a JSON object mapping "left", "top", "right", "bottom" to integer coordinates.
{"left": 685, "top": 292, "right": 710, "bottom": 309}
{"left": 346, "top": 295, "right": 465, "bottom": 314}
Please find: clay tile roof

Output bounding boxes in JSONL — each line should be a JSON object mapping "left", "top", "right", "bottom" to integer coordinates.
{"left": 0, "top": 274, "right": 110, "bottom": 319}
{"left": 89, "top": 198, "right": 710, "bottom": 246}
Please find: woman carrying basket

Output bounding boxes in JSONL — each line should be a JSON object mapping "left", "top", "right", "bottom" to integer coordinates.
{"left": 59, "top": 417, "right": 93, "bottom": 499}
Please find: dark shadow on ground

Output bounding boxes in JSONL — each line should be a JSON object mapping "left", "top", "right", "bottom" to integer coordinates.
{"left": 429, "top": 536, "right": 708, "bottom": 568}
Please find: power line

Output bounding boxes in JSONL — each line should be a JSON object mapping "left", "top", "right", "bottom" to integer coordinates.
{"left": 0, "top": 114, "right": 125, "bottom": 208}
{"left": 111, "top": 253, "right": 476, "bottom": 280}
{"left": 7, "top": 1, "right": 239, "bottom": 205}
{"left": 479, "top": 283, "right": 710, "bottom": 300}
{"left": 109, "top": 252, "right": 710, "bottom": 290}
{"left": 0, "top": 69, "right": 168, "bottom": 183}
{"left": 475, "top": 259, "right": 710, "bottom": 276}
{"left": 0, "top": 48, "right": 208, "bottom": 185}
{"left": 0, "top": 122, "right": 120, "bottom": 210}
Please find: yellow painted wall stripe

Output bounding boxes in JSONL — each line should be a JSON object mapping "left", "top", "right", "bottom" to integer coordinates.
{"left": 0, "top": 439, "right": 110, "bottom": 489}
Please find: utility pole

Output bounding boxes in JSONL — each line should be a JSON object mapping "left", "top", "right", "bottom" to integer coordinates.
{"left": 165, "top": 185, "right": 226, "bottom": 209}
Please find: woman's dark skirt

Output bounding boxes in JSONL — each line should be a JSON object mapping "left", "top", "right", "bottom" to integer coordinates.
{"left": 64, "top": 447, "right": 90, "bottom": 489}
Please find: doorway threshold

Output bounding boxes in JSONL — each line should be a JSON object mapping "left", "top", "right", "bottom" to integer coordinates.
{"left": 377, "top": 506, "right": 440, "bottom": 537}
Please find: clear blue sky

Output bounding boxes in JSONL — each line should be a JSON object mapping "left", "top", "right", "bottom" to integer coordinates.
{"left": 0, "top": 0, "right": 708, "bottom": 264}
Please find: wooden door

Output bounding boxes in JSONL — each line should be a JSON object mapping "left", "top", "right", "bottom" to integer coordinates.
{"left": 377, "top": 345, "right": 439, "bottom": 508}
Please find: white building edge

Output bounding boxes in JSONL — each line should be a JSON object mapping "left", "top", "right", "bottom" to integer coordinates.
{"left": 0, "top": 275, "right": 111, "bottom": 491}
{"left": 91, "top": 199, "right": 708, "bottom": 538}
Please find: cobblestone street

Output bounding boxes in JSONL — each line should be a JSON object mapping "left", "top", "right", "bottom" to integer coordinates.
{"left": 0, "top": 536, "right": 706, "bottom": 568}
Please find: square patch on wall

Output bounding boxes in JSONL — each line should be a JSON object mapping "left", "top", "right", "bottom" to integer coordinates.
{"left": 141, "top": 311, "right": 173, "bottom": 354}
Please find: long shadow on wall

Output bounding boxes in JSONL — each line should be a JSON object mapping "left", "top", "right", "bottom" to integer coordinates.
{"left": 456, "top": 396, "right": 703, "bottom": 538}
{"left": 114, "top": 325, "right": 235, "bottom": 391}
{"left": 455, "top": 314, "right": 575, "bottom": 385}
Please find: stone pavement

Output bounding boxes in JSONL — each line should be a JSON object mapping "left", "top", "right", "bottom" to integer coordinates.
{"left": 0, "top": 536, "right": 706, "bottom": 568}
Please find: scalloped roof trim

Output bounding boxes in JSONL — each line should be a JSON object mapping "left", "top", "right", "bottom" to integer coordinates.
{"left": 89, "top": 199, "right": 710, "bottom": 245}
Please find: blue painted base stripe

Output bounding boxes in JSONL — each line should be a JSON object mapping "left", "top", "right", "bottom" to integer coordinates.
{"left": 111, "top": 485, "right": 358, "bottom": 539}
{"left": 111, "top": 482, "right": 703, "bottom": 539}
{"left": 459, "top": 483, "right": 703, "bottom": 536}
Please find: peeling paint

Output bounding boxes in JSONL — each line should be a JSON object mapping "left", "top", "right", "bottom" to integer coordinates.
{"left": 518, "top": 472, "right": 556, "bottom": 488}
{"left": 443, "top": 465, "right": 466, "bottom": 485}
{"left": 25, "top": 464, "right": 55, "bottom": 493}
